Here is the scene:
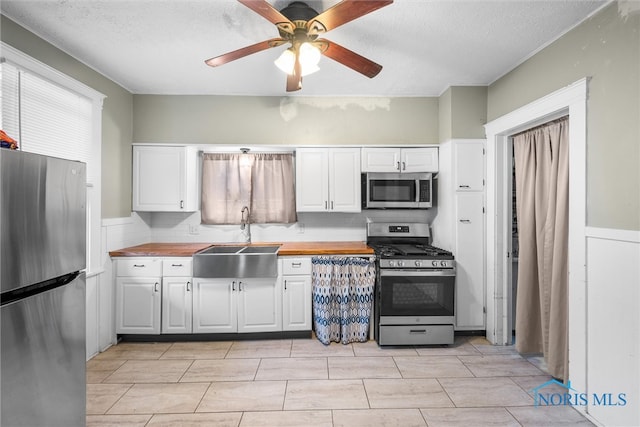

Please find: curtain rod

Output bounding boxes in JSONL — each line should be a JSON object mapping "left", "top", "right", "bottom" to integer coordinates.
{"left": 511, "top": 115, "right": 569, "bottom": 138}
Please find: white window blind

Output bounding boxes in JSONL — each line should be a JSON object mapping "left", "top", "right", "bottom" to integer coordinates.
{"left": 0, "top": 62, "right": 20, "bottom": 141}
{"left": 20, "top": 71, "right": 92, "bottom": 167}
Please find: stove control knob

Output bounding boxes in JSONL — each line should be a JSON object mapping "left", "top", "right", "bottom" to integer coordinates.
{"left": 398, "top": 261, "right": 404, "bottom": 267}
{"left": 415, "top": 261, "right": 422, "bottom": 267}
{"left": 440, "top": 261, "right": 447, "bottom": 267}
{"left": 432, "top": 261, "right": 438, "bottom": 267}
{"left": 389, "top": 261, "right": 395, "bottom": 267}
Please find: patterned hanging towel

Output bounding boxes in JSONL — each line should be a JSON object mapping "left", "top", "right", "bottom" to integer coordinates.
{"left": 311, "top": 256, "right": 376, "bottom": 345}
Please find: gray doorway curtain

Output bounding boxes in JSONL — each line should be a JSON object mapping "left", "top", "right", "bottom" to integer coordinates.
{"left": 513, "top": 116, "right": 569, "bottom": 381}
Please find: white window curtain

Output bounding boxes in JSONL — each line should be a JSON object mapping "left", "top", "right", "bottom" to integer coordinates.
{"left": 201, "top": 152, "right": 296, "bottom": 224}
{"left": 513, "top": 116, "right": 569, "bottom": 381}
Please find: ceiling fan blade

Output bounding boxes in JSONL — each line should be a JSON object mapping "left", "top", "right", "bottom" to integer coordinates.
{"left": 238, "top": 0, "right": 295, "bottom": 34}
{"left": 205, "top": 38, "right": 287, "bottom": 67}
{"left": 307, "top": 0, "right": 393, "bottom": 34}
{"left": 317, "top": 39, "right": 383, "bottom": 78}
{"left": 286, "top": 50, "right": 303, "bottom": 92}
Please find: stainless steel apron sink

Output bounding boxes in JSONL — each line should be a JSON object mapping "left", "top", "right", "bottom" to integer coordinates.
{"left": 193, "top": 245, "right": 280, "bottom": 278}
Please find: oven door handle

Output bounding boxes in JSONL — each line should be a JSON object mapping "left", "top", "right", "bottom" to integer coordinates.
{"left": 380, "top": 269, "right": 455, "bottom": 277}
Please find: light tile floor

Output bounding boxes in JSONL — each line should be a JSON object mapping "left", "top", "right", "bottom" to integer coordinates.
{"left": 87, "top": 336, "right": 594, "bottom": 426}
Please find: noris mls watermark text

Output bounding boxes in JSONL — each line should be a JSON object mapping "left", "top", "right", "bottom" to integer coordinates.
{"left": 532, "top": 380, "right": 627, "bottom": 407}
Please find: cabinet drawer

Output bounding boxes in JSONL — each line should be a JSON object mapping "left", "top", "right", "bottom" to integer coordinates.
{"left": 281, "top": 257, "right": 312, "bottom": 275}
{"left": 117, "top": 258, "right": 162, "bottom": 276}
{"left": 162, "top": 258, "right": 193, "bottom": 276}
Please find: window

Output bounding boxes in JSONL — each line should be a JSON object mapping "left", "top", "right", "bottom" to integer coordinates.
{"left": 1, "top": 43, "right": 104, "bottom": 275}
{"left": 201, "top": 152, "right": 296, "bottom": 224}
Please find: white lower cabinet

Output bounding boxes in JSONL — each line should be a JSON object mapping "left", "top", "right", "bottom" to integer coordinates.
{"left": 161, "top": 277, "right": 192, "bottom": 333}
{"left": 161, "top": 258, "right": 193, "bottom": 333}
{"left": 280, "top": 257, "right": 312, "bottom": 331}
{"left": 115, "top": 258, "right": 162, "bottom": 334}
{"left": 192, "top": 278, "right": 282, "bottom": 333}
{"left": 115, "top": 256, "right": 310, "bottom": 335}
{"left": 454, "top": 192, "right": 485, "bottom": 329}
{"left": 192, "top": 279, "right": 236, "bottom": 333}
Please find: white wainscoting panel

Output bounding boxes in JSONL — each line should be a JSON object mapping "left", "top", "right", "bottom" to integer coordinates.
{"left": 586, "top": 227, "right": 640, "bottom": 427}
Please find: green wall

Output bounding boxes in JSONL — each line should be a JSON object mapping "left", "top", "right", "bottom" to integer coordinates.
{"left": 488, "top": 3, "right": 640, "bottom": 230}
{"left": 439, "top": 86, "right": 488, "bottom": 142}
{"left": 133, "top": 95, "right": 439, "bottom": 146}
{"left": 1, "top": 15, "right": 134, "bottom": 218}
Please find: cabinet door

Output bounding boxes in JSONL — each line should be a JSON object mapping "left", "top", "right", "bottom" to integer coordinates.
{"left": 454, "top": 192, "right": 485, "bottom": 329}
{"left": 192, "top": 279, "right": 237, "bottom": 333}
{"left": 116, "top": 277, "right": 161, "bottom": 334}
{"left": 161, "top": 277, "right": 192, "bottom": 334}
{"left": 295, "top": 148, "right": 329, "bottom": 212}
{"left": 329, "top": 148, "right": 361, "bottom": 212}
{"left": 133, "top": 146, "right": 198, "bottom": 212}
{"left": 361, "top": 147, "right": 400, "bottom": 172}
{"left": 402, "top": 148, "right": 438, "bottom": 173}
{"left": 237, "top": 278, "right": 282, "bottom": 333}
{"left": 454, "top": 141, "right": 484, "bottom": 191}
{"left": 282, "top": 275, "right": 312, "bottom": 331}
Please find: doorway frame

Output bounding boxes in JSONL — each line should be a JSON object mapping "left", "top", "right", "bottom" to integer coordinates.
{"left": 484, "top": 78, "right": 588, "bottom": 392}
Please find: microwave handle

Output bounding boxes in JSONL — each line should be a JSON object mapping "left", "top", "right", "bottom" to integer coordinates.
{"left": 415, "top": 179, "right": 421, "bottom": 202}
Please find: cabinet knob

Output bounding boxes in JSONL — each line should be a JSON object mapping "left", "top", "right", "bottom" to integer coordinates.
{"left": 171, "top": 263, "right": 183, "bottom": 267}
{"left": 154, "top": 282, "right": 159, "bottom": 292}
{"left": 232, "top": 281, "right": 236, "bottom": 291}
{"left": 186, "top": 281, "right": 191, "bottom": 292}
{"left": 133, "top": 264, "right": 145, "bottom": 268}
{"left": 396, "top": 161, "right": 400, "bottom": 170}
{"left": 402, "top": 161, "right": 406, "bottom": 171}
{"left": 284, "top": 280, "right": 287, "bottom": 290}
{"left": 460, "top": 219, "right": 471, "bottom": 223}
{"left": 180, "top": 200, "right": 184, "bottom": 209}
{"left": 459, "top": 185, "right": 470, "bottom": 188}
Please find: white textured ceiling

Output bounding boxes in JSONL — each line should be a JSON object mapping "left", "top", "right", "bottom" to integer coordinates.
{"left": 1, "top": 0, "right": 607, "bottom": 96}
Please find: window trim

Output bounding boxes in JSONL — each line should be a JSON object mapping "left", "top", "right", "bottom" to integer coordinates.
{"left": 1, "top": 42, "right": 105, "bottom": 275}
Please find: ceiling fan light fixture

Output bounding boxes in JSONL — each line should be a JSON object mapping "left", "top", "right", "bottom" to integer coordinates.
{"left": 274, "top": 43, "right": 321, "bottom": 76}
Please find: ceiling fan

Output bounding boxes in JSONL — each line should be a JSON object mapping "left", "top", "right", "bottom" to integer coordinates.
{"left": 205, "top": 0, "right": 394, "bottom": 92}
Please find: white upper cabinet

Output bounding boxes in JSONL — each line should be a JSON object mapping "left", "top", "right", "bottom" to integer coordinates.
{"left": 361, "top": 147, "right": 438, "bottom": 173}
{"left": 296, "top": 148, "right": 361, "bottom": 212}
{"left": 454, "top": 141, "right": 484, "bottom": 191}
{"left": 133, "top": 145, "right": 199, "bottom": 212}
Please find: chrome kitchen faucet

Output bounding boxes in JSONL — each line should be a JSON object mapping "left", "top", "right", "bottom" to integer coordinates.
{"left": 240, "top": 206, "right": 251, "bottom": 243}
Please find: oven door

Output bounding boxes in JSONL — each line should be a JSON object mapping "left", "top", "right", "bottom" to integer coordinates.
{"left": 378, "top": 269, "right": 455, "bottom": 324}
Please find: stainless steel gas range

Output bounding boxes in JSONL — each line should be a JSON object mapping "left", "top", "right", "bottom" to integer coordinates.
{"left": 367, "top": 222, "right": 455, "bottom": 346}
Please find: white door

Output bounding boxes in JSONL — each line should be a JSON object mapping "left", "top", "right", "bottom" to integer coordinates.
{"left": 402, "top": 148, "right": 439, "bottom": 173}
{"left": 454, "top": 192, "right": 485, "bottom": 329}
{"left": 282, "top": 275, "right": 312, "bottom": 331}
{"left": 133, "top": 146, "right": 185, "bottom": 211}
{"left": 161, "top": 277, "right": 192, "bottom": 333}
{"left": 329, "top": 148, "right": 361, "bottom": 212}
{"left": 295, "top": 148, "right": 329, "bottom": 211}
{"left": 454, "top": 141, "right": 485, "bottom": 191}
{"left": 361, "top": 147, "right": 400, "bottom": 172}
{"left": 192, "top": 279, "right": 237, "bottom": 333}
{"left": 116, "top": 277, "right": 161, "bottom": 334}
{"left": 237, "top": 278, "right": 282, "bottom": 333}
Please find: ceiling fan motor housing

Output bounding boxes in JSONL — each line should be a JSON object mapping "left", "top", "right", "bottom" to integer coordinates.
{"left": 280, "top": 2, "right": 319, "bottom": 21}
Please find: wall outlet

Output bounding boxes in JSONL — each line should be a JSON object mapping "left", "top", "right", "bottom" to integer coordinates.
{"left": 189, "top": 224, "right": 200, "bottom": 235}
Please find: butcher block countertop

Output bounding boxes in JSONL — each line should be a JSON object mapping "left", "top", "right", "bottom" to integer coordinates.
{"left": 109, "top": 241, "right": 374, "bottom": 257}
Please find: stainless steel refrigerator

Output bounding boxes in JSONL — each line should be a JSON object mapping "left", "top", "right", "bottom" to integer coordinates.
{"left": 1, "top": 150, "right": 86, "bottom": 426}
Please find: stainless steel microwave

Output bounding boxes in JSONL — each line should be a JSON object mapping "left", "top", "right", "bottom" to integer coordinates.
{"left": 362, "top": 172, "right": 433, "bottom": 209}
